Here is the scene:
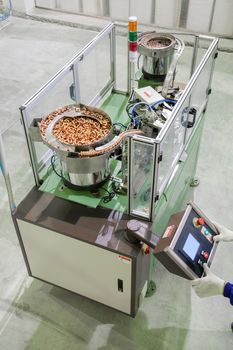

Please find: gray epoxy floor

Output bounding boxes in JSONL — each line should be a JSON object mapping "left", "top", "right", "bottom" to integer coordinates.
{"left": 0, "top": 15, "right": 233, "bottom": 350}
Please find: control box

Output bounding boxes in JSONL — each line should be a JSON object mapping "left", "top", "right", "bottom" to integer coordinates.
{"left": 134, "top": 86, "right": 163, "bottom": 104}
{"left": 154, "top": 202, "right": 218, "bottom": 280}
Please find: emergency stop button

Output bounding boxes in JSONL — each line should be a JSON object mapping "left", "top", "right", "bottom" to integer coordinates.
{"left": 201, "top": 250, "right": 209, "bottom": 260}
{"left": 193, "top": 217, "right": 205, "bottom": 228}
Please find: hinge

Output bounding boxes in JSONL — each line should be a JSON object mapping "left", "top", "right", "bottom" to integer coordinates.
{"left": 155, "top": 193, "right": 159, "bottom": 202}
{"left": 207, "top": 88, "right": 212, "bottom": 96}
{"left": 158, "top": 152, "right": 163, "bottom": 163}
{"left": 214, "top": 52, "right": 218, "bottom": 59}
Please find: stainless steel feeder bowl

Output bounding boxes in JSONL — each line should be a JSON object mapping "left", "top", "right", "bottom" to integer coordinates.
{"left": 138, "top": 32, "right": 176, "bottom": 81}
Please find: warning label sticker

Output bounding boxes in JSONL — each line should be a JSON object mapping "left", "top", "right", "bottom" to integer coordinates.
{"left": 163, "top": 225, "right": 175, "bottom": 238}
{"left": 118, "top": 255, "right": 131, "bottom": 264}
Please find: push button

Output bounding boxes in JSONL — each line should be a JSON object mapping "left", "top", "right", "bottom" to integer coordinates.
{"left": 193, "top": 217, "right": 205, "bottom": 228}
{"left": 201, "top": 250, "right": 209, "bottom": 260}
{"left": 197, "top": 218, "right": 205, "bottom": 226}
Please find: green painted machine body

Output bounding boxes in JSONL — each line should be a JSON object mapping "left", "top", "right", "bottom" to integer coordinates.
{"left": 39, "top": 91, "right": 204, "bottom": 240}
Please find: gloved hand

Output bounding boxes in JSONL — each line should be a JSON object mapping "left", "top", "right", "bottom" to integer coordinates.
{"left": 191, "top": 263, "right": 225, "bottom": 297}
{"left": 212, "top": 221, "right": 233, "bottom": 242}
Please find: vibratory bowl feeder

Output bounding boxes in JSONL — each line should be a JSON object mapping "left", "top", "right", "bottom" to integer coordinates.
{"left": 39, "top": 104, "right": 142, "bottom": 189}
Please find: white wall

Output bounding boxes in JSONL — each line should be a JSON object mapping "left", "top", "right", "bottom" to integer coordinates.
{"left": 23, "top": 0, "right": 233, "bottom": 36}
{"left": 82, "top": 0, "right": 104, "bottom": 16}
{"left": 12, "top": 0, "right": 35, "bottom": 12}
{"left": 130, "top": 0, "right": 152, "bottom": 23}
{"left": 186, "top": 0, "right": 213, "bottom": 33}
{"left": 109, "top": 0, "right": 129, "bottom": 21}
{"left": 154, "top": 0, "right": 178, "bottom": 28}
{"left": 211, "top": 0, "right": 233, "bottom": 36}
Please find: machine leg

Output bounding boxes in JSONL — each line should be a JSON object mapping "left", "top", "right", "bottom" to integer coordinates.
{"left": 145, "top": 280, "right": 156, "bottom": 297}
{"left": 190, "top": 176, "right": 200, "bottom": 187}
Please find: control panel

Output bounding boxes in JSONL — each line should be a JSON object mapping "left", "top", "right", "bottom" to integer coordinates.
{"left": 154, "top": 202, "right": 218, "bottom": 280}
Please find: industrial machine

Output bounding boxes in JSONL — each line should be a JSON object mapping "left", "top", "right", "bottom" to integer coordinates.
{"left": 0, "top": 19, "right": 219, "bottom": 317}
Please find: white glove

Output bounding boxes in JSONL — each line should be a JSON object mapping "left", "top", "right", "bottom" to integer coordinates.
{"left": 212, "top": 221, "right": 233, "bottom": 242}
{"left": 191, "top": 264, "right": 225, "bottom": 297}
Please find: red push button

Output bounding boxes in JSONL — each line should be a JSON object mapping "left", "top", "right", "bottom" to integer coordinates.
{"left": 142, "top": 243, "right": 150, "bottom": 255}
{"left": 197, "top": 217, "right": 205, "bottom": 226}
{"left": 193, "top": 217, "right": 205, "bottom": 227}
{"left": 202, "top": 251, "right": 209, "bottom": 260}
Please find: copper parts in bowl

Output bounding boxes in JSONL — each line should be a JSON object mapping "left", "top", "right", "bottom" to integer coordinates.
{"left": 138, "top": 32, "right": 176, "bottom": 55}
{"left": 146, "top": 37, "right": 172, "bottom": 49}
{"left": 39, "top": 104, "right": 112, "bottom": 149}
{"left": 53, "top": 115, "right": 111, "bottom": 146}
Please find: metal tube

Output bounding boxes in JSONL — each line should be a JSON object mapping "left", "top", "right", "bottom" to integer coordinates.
{"left": 127, "top": 136, "right": 132, "bottom": 215}
{"left": 20, "top": 108, "right": 40, "bottom": 186}
{"left": 0, "top": 134, "right": 16, "bottom": 211}
{"left": 208, "top": 0, "right": 217, "bottom": 33}
{"left": 72, "top": 62, "right": 81, "bottom": 103}
{"left": 190, "top": 35, "right": 199, "bottom": 78}
{"left": 110, "top": 25, "right": 116, "bottom": 90}
{"left": 149, "top": 143, "right": 157, "bottom": 222}
{"left": 127, "top": 53, "right": 132, "bottom": 94}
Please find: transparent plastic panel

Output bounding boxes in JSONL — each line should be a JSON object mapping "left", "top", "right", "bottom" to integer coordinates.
{"left": 24, "top": 68, "right": 75, "bottom": 126}
{"left": 115, "top": 33, "right": 128, "bottom": 91}
{"left": 169, "top": 35, "right": 210, "bottom": 88}
{"left": 1, "top": 120, "right": 34, "bottom": 207}
{"left": 174, "top": 34, "right": 194, "bottom": 86}
{"left": 129, "top": 139, "right": 156, "bottom": 219}
{"left": 22, "top": 68, "right": 75, "bottom": 181}
{"left": 78, "top": 34, "right": 112, "bottom": 104}
{"left": 157, "top": 96, "right": 190, "bottom": 194}
{"left": 191, "top": 51, "right": 214, "bottom": 110}
{"left": 186, "top": 46, "right": 216, "bottom": 141}
{"left": 194, "top": 38, "right": 211, "bottom": 70}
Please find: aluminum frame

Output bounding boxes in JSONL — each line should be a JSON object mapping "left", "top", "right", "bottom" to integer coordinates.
{"left": 155, "top": 35, "right": 218, "bottom": 197}
{"left": 128, "top": 34, "right": 218, "bottom": 220}
{"left": 1, "top": 23, "right": 218, "bottom": 221}
{"left": 0, "top": 133, "right": 15, "bottom": 211}
{"left": 128, "top": 135, "right": 158, "bottom": 221}
{"left": 20, "top": 22, "right": 116, "bottom": 187}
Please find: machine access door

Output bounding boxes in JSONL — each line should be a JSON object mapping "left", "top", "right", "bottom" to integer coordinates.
{"left": 17, "top": 219, "right": 132, "bottom": 315}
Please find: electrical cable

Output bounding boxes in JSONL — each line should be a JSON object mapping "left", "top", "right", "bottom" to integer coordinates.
{"left": 101, "top": 185, "right": 116, "bottom": 203}
{"left": 51, "top": 155, "right": 63, "bottom": 178}
{"left": 150, "top": 99, "right": 177, "bottom": 110}
{"left": 113, "top": 122, "right": 127, "bottom": 130}
{"left": 137, "top": 54, "right": 142, "bottom": 70}
{"left": 131, "top": 102, "right": 152, "bottom": 118}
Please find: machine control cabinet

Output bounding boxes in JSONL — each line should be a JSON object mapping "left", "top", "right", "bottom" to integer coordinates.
{"left": 154, "top": 202, "right": 218, "bottom": 280}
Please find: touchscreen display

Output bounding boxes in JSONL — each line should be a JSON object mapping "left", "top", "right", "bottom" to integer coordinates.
{"left": 183, "top": 234, "right": 200, "bottom": 260}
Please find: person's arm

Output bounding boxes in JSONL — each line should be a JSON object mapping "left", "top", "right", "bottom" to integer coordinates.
{"left": 192, "top": 264, "right": 233, "bottom": 305}
{"left": 212, "top": 221, "right": 233, "bottom": 242}
{"left": 223, "top": 282, "right": 233, "bottom": 305}
{"left": 191, "top": 264, "right": 224, "bottom": 297}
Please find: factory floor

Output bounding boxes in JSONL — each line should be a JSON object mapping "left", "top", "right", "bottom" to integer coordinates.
{"left": 0, "top": 13, "right": 233, "bottom": 350}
